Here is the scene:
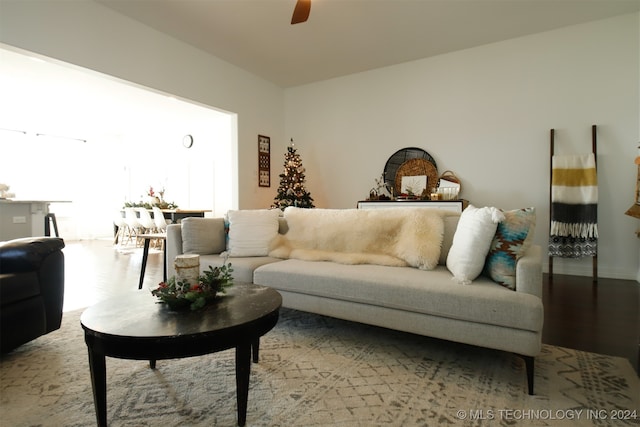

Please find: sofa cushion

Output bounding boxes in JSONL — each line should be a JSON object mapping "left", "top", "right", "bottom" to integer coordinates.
{"left": 483, "top": 207, "right": 536, "bottom": 290}
{"left": 226, "top": 209, "right": 280, "bottom": 257}
{"left": 182, "top": 218, "right": 226, "bottom": 255}
{"left": 446, "top": 205, "right": 505, "bottom": 284}
{"left": 253, "top": 259, "right": 543, "bottom": 332}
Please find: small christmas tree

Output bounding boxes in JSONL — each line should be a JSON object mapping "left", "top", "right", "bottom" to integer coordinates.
{"left": 272, "top": 139, "right": 315, "bottom": 210}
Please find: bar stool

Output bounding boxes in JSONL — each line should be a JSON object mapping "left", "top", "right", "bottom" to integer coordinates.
{"left": 44, "top": 213, "right": 59, "bottom": 237}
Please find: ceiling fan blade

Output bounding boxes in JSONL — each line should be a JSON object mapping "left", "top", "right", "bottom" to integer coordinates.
{"left": 291, "top": 0, "right": 311, "bottom": 24}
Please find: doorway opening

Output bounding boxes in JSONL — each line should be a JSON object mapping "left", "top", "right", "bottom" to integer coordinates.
{"left": 0, "top": 45, "right": 236, "bottom": 240}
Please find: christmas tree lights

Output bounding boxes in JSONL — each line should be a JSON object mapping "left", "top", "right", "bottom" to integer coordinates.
{"left": 272, "top": 139, "right": 315, "bottom": 210}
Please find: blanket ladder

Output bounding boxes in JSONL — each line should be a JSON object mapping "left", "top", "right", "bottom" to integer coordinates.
{"left": 548, "top": 125, "right": 598, "bottom": 283}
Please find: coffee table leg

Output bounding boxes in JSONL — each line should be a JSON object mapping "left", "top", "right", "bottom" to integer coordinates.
{"left": 87, "top": 346, "right": 108, "bottom": 427}
{"left": 252, "top": 338, "right": 259, "bottom": 363}
{"left": 235, "top": 342, "right": 251, "bottom": 426}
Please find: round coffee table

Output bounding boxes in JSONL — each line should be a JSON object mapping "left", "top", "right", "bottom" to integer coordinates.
{"left": 80, "top": 283, "right": 281, "bottom": 427}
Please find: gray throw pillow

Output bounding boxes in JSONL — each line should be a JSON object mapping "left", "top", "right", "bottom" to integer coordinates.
{"left": 181, "top": 217, "right": 226, "bottom": 255}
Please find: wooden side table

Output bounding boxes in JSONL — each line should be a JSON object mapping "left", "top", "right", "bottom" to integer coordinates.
{"left": 138, "top": 233, "right": 167, "bottom": 289}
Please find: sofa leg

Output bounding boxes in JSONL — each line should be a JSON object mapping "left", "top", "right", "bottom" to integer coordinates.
{"left": 522, "top": 355, "right": 535, "bottom": 395}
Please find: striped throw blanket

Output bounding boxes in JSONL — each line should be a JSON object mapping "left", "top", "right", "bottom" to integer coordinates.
{"left": 549, "top": 154, "right": 598, "bottom": 257}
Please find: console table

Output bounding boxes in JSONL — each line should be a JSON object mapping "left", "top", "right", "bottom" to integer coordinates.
{"left": 357, "top": 199, "right": 464, "bottom": 213}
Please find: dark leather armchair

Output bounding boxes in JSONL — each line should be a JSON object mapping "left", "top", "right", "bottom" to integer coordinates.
{"left": 0, "top": 237, "right": 65, "bottom": 353}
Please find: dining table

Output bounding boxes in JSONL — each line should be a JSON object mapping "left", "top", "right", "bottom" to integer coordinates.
{"left": 114, "top": 208, "right": 211, "bottom": 243}
{"left": 156, "top": 208, "right": 211, "bottom": 222}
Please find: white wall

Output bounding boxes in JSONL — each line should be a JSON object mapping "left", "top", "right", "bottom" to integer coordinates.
{"left": 285, "top": 13, "right": 640, "bottom": 280}
{"left": 0, "top": 0, "right": 285, "bottom": 211}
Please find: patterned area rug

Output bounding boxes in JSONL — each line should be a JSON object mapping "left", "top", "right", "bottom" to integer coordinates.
{"left": 1, "top": 307, "right": 638, "bottom": 427}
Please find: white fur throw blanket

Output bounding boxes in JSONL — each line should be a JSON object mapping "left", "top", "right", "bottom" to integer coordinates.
{"left": 269, "top": 207, "right": 447, "bottom": 270}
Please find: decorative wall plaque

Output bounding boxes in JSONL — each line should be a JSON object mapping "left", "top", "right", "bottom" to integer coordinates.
{"left": 258, "top": 135, "right": 270, "bottom": 187}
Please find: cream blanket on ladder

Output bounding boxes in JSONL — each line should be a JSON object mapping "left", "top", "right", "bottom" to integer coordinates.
{"left": 269, "top": 207, "right": 448, "bottom": 270}
{"left": 550, "top": 153, "right": 598, "bottom": 238}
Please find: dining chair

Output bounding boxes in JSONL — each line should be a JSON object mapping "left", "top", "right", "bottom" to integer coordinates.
{"left": 152, "top": 206, "right": 170, "bottom": 232}
{"left": 113, "top": 212, "right": 128, "bottom": 245}
{"left": 150, "top": 206, "right": 170, "bottom": 250}
{"left": 123, "top": 207, "right": 144, "bottom": 246}
{"left": 136, "top": 207, "right": 157, "bottom": 234}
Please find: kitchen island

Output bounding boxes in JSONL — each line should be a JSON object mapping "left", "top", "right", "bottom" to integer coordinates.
{"left": 0, "top": 200, "right": 70, "bottom": 240}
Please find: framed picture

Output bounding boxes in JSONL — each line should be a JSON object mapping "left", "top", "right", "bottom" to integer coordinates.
{"left": 258, "top": 135, "right": 270, "bottom": 187}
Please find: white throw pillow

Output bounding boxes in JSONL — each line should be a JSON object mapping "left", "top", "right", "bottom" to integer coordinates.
{"left": 446, "top": 205, "right": 505, "bottom": 284}
{"left": 226, "top": 209, "right": 280, "bottom": 257}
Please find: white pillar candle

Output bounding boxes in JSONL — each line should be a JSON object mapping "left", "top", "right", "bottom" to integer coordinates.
{"left": 174, "top": 254, "right": 200, "bottom": 284}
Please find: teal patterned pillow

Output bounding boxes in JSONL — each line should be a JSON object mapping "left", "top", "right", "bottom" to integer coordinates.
{"left": 483, "top": 208, "right": 536, "bottom": 290}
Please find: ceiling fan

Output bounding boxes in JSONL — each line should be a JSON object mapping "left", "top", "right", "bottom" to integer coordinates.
{"left": 291, "top": 0, "right": 311, "bottom": 24}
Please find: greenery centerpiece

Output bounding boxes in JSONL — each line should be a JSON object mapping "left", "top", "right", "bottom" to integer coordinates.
{"left": 124, "top": 186, "right": 179, "bottom": 210}
{"left": 151, "top": 263, "right": 234, "bottom": 311}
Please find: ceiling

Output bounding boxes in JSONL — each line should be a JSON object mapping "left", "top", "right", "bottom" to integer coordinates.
{"left": 97, "top": 0, "right": 640, "bottom": 88}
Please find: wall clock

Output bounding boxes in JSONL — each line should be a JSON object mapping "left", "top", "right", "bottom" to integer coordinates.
{"left": 182, "top": 134, "right": 194, "bottom": 148}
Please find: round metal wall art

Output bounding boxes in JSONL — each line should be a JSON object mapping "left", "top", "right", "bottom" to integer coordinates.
{"left": 383, "top": 147, "right": 437, "bottom": 194}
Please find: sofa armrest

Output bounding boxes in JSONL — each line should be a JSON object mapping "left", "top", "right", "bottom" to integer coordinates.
{"left": 166, "top": 224, "right": 183, "bottom": 278}
{"left": 38, "top": 249, "right": 65, "bottom": 332}
{"left": 0, "top": 237, "right": 65, "bottom": 274}
{"left": 0, "top": 237, "right": 65, "bottom": 344}
{"left": 515, "top": 244, "right": 543, "bottom": 299}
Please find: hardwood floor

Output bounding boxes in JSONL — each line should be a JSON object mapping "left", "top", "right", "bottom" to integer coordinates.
{"left": 62, "top": 239, "right": 166, "bottom": 312}
{"left": 542, "top": 273, "right": 639, "bottom": 374}
{"left": 62, "top": 239, "right": 640, "bottom": 374}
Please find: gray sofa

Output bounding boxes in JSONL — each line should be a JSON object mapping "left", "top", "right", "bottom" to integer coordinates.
{"left": 166, "top": 210, "right": 543, "bottom": 394}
